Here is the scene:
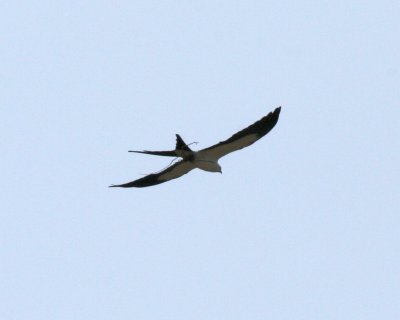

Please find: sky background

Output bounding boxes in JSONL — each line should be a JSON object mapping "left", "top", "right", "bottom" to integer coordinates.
{"left": 1, "top": 1, "right": 399, "bottom": 319}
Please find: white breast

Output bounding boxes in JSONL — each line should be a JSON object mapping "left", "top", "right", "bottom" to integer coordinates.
{"left": 193, "top": 159, "right": 221, "bottom": 172}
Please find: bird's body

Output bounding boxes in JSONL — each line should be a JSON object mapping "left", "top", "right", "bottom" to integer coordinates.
{"left": 110, "top": 107, "right": 281, "bottom": 188}
{"left": 191, "top": 156, "right": 222, "bottom": 173}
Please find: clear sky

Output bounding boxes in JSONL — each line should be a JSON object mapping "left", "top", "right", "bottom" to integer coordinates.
{"left": 1, "top": 1, "right": 399, "bottom": 319}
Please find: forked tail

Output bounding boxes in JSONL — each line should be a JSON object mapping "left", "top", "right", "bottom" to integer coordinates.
{"left": 175, "top": 134, "right": 192, "bottom": 151}
{"left": 129, "top": 134, "right": 193, "bottom": 157}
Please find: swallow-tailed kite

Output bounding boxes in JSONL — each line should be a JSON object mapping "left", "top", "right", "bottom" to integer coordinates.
{"left": 110, "top": 107, "right": 281, "bottom": 188}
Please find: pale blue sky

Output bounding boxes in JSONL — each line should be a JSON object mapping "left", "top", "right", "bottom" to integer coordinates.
{"left": 1, "top": 1, "right": 399, "bottom": 319}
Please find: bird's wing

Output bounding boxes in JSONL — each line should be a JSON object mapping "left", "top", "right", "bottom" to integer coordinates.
{"left": 109, "top": 160, "right": 196, "bottom": 188}
{"left": 198, "top": 107, "right": 281, "bottom": 160}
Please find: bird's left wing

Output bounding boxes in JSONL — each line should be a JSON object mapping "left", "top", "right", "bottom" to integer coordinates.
{"left": 109, "top": 159, "right": 196, "bottom": 188}
{"left": 198, "top": 107, "right": 281, "bottom": 160}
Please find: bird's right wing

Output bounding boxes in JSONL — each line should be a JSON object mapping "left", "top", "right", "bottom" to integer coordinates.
{"left": 198, "top": 107, "right": 281, "bottom": 160}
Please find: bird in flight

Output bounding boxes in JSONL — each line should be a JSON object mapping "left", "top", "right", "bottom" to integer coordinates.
{"left": 110, "top": 107, "right": 281, "bottom": 188}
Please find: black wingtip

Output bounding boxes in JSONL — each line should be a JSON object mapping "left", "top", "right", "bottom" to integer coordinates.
{"left": 266, "top": 106, "right": 281, "bottom": 126}
{"left": 272, "top": 106, "right": 281, "bottom": 116}
{"left": 268, "top": 106, "right": 281, "bottom": 129}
